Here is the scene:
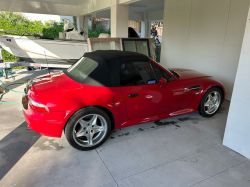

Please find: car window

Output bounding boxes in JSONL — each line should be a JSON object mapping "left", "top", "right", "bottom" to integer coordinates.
{"left": 151, "top": 63, "right": 164, "bottom": 80}
{"left": 120, "top": 61, "right": 157, "bottom": 86}
{"left": 162, "top": 70, "right": 175, "bottom": 82}
{"left": 151, "top": 62, "right": 175, "bottom": 82}
{"left": 67, "top": 57, "right": 98, "bottom": 80}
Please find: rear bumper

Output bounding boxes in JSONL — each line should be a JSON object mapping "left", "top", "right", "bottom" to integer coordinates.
{"left": 22, "top": 95, "right": 66, "bottom": 138}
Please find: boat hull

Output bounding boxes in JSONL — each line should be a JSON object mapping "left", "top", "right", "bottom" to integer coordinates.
{"left": 0, "top": 35, "right": 89, "bottom": 64}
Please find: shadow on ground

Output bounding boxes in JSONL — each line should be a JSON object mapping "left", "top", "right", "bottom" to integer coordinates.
{"left": 0, "top": 122, "right": 41, "bottom": 180}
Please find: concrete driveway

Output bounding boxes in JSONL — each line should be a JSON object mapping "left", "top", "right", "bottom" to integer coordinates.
{"left": 0, "top": 69, "right": 249, "bottom": 187}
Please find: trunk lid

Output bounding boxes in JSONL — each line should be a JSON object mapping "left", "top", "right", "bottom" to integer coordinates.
{"left": 29, "top": 72, "right": 82, "bottom": 96}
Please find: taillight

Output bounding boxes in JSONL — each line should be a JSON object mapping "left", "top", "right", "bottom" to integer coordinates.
{"left": 29, "top": 97, "right": 49, "bottom": 113}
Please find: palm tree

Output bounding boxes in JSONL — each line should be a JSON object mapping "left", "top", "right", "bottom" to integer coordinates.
{"left": 0, "top": 12, "right": 28, "bottom": 25}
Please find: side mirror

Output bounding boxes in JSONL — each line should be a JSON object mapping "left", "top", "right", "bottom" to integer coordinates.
{"left": 159, "top": 77, "right": 167, "bottom": 88}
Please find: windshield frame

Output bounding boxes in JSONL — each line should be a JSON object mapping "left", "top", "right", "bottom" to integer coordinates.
{"left": 149, "top": 59, "right": 178, "bottom": 80}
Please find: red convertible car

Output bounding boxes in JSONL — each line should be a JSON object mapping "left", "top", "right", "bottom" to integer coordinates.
{"left": 22, "top": 50, "right": 225, "bottom": 150}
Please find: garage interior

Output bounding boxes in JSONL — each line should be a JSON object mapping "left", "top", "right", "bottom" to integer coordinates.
{"left": 0, "top": 0, "right": 250, "bottom": 186}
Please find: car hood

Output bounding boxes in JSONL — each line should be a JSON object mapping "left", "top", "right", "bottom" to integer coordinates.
{"left": 169, "top": 68, "right": 211, "bottom": 80}
{"left": 29, "top": 72, "right": 82, "bottom": 97}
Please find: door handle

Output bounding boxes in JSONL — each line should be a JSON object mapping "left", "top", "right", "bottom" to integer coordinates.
{"left": 128, "top": 93, "right": 140, "bottom": 98}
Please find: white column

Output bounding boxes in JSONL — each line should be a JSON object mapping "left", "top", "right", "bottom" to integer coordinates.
{"left": 110, "top": 4, "right": 128, "bottom": 37}
{"left": 141, "top": 12, "right": 147, "bottom": 38}
{"left": 83, "top": 16, "right": 89, "bottom": 36}
{"left": 141, "top": 21, "right": 146, "bottom": 38}
{"left": 223, "top": 6, "right": 250, "bottom": 159}
{"left": 147, "top": 20, "right": 152, "bottom": 38}
{"left": 77, "top": 15, "right": 84, "bottom": 33}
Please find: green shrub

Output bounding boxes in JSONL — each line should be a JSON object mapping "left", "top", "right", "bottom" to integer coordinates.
{"left": 0, "top": 12, "right": 44, "bottom": 36}
{"left": 42, "top": 21, "right": 63, "bottom": 38}
{"left": 1, "top": 48, "right": 19, "bottom": 62}
{"left": 88, "top": 25, "right": 110, "bottom": 38}
{"left": 0, "top": 12, "right": 64, "bottom": 61}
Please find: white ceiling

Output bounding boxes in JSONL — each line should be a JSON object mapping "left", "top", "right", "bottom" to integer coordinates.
{"left": 0, "top": 0, "right": 164, "bottom": 17}
{"left": 129, "top": 0, "right": 164, "bottom": 12}
{"left": 19, "top": 0, "right": 87, "bottom": 6}
{"left": 18, "top": 0, "right": 165, "bottom": 11}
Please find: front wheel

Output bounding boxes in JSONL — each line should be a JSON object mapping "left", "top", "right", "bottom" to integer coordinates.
{"left": 65, "top": 107, "right": 111, "bottom": 150}
{"left": 198, "top": 87, "right": 223, "bottom": 117}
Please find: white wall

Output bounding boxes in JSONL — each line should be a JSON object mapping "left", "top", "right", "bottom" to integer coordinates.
{"left": 96, "top": 10, "right": 110, "bottom": 19}
{"left": 129, "top": 12, "right": 144, "bottom": 21}
{"left": 161, "top": 0, "right": 250, "bottom": 100}
{"left": 223, "top": 5, "right": 250, "bottom": 159}
{"left": 147, "top": 10, "right": 164, "bottom": 20}
{"left": 91, "top": 9, "right": 144, "bottom": 21}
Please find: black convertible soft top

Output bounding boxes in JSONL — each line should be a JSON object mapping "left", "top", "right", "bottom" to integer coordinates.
{"left": 67, "top": 50, "right": 150, "bottom": 87}
{"left": 84, "top": 50, "right": 149, "bottom": 63}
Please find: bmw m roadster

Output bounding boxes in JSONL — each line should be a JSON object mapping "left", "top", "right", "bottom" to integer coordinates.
{"left": 22, "top": 50, "right": 225, "bottom": 150}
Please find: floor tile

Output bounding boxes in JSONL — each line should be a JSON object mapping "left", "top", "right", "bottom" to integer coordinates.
{"left": 117, "top": 160, "right": 207, "bottom": 187}
{"left": 101, "top": 182, "right": 119, "bottom": 187}
{"left": 97, "top": 122, "right": 219, "bottom": 180}
{"left": 0, "top": 135, "right": 115, "bottom": 187}
{"left": 193, "top": 161, "right": 250, "bottom": 187}
{"left": 178, "top": 145, "right": 246, "bottom": 177}
{"left": 176, "top": 101, "right": 230, "bottom": 142}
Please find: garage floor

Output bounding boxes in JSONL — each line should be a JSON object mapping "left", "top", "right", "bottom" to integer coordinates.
{"left": 0, "top": 69, "right": 250, "bottom": 187}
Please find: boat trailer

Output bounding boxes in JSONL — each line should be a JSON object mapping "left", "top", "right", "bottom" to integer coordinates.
{"left": 0, "top": 61, "right": 70, "bottom": 79}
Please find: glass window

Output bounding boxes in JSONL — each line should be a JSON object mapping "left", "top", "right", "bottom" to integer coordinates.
{"left": 151, "top": 63, "right": 164, "bottom": 80}
{"left": 122, "top": 39, "right": 150, "bottom": 57}
{"left": 67, "top": 57, "right": 98, "bottom": 80}
{"left": 162, "top": 70, "right": 175, "bottom": 82}
{"left": 136, "top": 41, "right": 149, "bottom": 56}
{"left": 123, "top": 41, "right": 137, "bottom": 53}
{"left": 120, "top": 61, "right": 157, "bottom": 86}
{"left": 151, "top": 62, "right": 175, "bottom": 82}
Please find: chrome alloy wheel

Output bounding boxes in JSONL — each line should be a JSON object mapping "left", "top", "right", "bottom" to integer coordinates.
{"left": 204, "top": 91, "right": 221, "bottom": 115}
{"left": 73, "top": 114, "right": 107, "bottom": 147}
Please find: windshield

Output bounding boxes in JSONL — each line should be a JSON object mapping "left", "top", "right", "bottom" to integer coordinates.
{"left": 67, "top": 57, "right": 98, "bottom": 80}
{"left": 154, "top": 62, "right": 179, "bottom": 79}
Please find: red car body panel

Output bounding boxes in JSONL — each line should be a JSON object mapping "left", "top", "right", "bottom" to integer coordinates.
{"left": 121, "top": 81, "right": 184, "bottom": 120}
{"left": 22, "top": 59, "right": 226, "bottom": 138}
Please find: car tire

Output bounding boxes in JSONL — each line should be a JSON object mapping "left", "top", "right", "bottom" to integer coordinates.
{"left": 198, "top": 87, "right": 223, "bottom": 117}
{"left": 65, "top": 107, "right": 111, "bottom": 151}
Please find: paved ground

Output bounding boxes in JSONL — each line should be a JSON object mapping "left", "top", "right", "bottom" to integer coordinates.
{"left": 0, "top": 69, "right": 249, "bottom": 187}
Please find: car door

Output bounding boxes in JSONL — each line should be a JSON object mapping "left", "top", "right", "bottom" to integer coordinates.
{"left": 150, "top": 61, "right": 184, "bottom": 114}
{"left": 120, "top": 61, "right": 183, "bottom": 120}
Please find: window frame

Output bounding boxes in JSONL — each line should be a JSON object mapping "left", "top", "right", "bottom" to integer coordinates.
{"left": 119, "top": 60, "right": 159, "bottom": 87}
{"left": 149, "top": 60, "right": 177, "bottom": 82}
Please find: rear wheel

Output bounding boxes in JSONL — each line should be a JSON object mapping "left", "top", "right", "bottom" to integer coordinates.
{"left": 198, "top": 87, "right": 222, "bottom": 117}
{"left": 65, "top": 107, "right": 111, "bottom": 150}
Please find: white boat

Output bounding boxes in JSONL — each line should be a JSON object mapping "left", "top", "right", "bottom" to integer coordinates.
{"left": 0, "top": 32, "right": 89, "bottom": 65}
{"left": 0, "top": 27, "right": 151, "bottom": 66}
